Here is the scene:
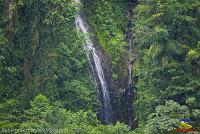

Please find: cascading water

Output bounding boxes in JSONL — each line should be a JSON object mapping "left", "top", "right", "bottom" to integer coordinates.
{"left": 124, "top": 0, "right": 137, "bottom": 129}
{"left": 75, "top": 0, "right": 112, "bottom": 124}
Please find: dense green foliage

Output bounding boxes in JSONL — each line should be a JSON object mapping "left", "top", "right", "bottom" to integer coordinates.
{"left": 82, "top": 0, "right": 129, "bottom": 81}
{"left": 19, "top": 94, "right": 129, "bottom": 134}
{"left": 15, "top": 0, "right": 96, "bottom": 111}
{"left": 133, "top": 0, "right": 200, "bottom": 133}
{"left": 0, "top": 0, "right": 100, "bottom": 131}
{"left": 1, "top": 94, "right": 130, "bottom": 133}
{"left": 0, "top": 0, "right": 199, "bottom": 133}
{"left": 83, "top": 0, "right": 127, "bottom": 64}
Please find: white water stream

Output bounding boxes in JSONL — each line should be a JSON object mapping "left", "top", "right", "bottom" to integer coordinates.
{"left": 75, "top": 0, "right": 112, "bottom": 124}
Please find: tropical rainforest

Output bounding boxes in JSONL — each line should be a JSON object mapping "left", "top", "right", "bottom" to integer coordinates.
{"left": 0, "top": 0, "right": 200, "bottom": 133}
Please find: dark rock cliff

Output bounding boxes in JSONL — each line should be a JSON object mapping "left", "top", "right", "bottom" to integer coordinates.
{"left": 81, "top": 0, "right": 138, "bottom": 128}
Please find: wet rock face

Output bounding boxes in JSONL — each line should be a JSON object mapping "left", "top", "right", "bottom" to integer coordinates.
{"left": 106, "top": 0, "right": 138, "bottom": 129}
{"left": 75, "top": 2, "right": 113, "bottom": 124}
{"left": 78, "top": 0, "right": 138, "bottom": 128}
{"left": 109, "top": 53, "right": 135, "bottom": 128}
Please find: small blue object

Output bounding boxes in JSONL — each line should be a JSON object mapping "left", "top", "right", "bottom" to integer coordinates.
{"left": 179, "top": 118, "right": 192, "bottom": 122}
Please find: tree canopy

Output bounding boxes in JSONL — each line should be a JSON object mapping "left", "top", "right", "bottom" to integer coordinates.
{"left": 0, "top": 0, "right": 199, "bottom": 133}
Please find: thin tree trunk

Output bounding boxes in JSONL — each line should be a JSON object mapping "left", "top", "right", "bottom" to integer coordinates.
{"left": 3, "top": 0, "right": 14, "bottom": 45}
{"left": 23, "top": 53, "right": 29, "bottom": 81}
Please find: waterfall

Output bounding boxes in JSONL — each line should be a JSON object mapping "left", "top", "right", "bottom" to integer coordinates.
{"left": 124, "top": 0, "right": 137, "bottom": 129}
{"left": 75, "top": 0, "right": 112, "bottom": 124}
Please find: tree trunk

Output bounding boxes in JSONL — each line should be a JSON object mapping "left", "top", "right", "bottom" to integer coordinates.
{"left": 3, "top": 0, "right": 14, "bottom": 44}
